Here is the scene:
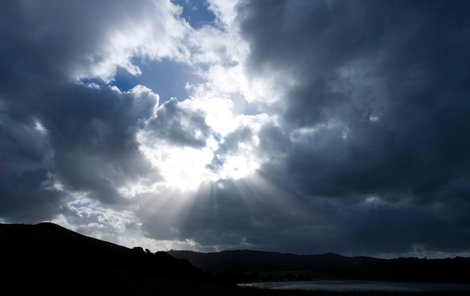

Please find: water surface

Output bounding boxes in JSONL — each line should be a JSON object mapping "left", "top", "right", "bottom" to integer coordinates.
{"left": 239, "top": 281, "right": 470, "bottom": 292}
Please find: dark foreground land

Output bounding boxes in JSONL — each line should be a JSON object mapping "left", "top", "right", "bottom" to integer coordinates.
{"left": 0, "top": 223, "right": 468, "bottom": 296}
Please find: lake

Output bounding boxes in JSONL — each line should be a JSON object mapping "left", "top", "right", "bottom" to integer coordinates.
{"left": 239, "top": 281, "right": 470, "bottom": 292}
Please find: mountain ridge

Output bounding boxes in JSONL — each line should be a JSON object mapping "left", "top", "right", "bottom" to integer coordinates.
{"left": 168, "top": 249, "right": 470, "bottom": 283}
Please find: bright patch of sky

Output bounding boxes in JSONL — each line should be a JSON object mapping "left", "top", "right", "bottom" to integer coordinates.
{"left": 111, "top": 1, "right": 216, "bottom": 102}
{"left": 111, "top": 0, "right": 271, "bottom": 191}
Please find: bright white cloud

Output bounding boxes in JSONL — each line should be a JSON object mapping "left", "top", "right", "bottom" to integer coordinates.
{"left": 207, "top": 0, "right": 240, "bottom": 28}
{"left": 123, "top": 0, "right": 281, "bottom": 192}
{"left": 136, "top": 97, "right": 272, "bottom": 191}
{"left": 76, "top": 0, "right": 190, "bottom": 82}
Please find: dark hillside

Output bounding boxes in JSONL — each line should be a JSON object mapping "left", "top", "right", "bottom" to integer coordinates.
{"left": 0, "top": 223, "right": 210, "bottom": 295}
{"left": 169, "top": 250, "right": 470, "bottom": 283}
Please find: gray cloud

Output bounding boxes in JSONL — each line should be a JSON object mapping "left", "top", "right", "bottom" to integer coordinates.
{"left": 0, "top": 1, "right": 169, "bottom": 220}
{"left": 145, "top": 98, "right": 212, "bottom": 148}
{"left": 44, "top": 84, "right": 160, "bottom": 205}
{"left": 166, "top": 177, "right": 470, "bottom": 255}
{"left": 0, "top": 104, "right": 59, "bottom": 221}
{"left": 176, "top": 178, "right": 315, "bottom": 248}
{"left": 208, "top": 126, "right": 253, "bottom": 171}
{"left": 227, "top": 0, "right": 470, "bottom": 254}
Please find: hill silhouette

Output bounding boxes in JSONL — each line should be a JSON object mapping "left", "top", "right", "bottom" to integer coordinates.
{"left": 2, "top": 223, "right": 469, "bottom": 296}
{"left": 168, "top": 250, "right": 470, "bottom": 283}
{"left": 0, "top": 223, "right": 214, "bottom": 295}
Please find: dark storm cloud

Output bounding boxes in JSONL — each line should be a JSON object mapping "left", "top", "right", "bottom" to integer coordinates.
{"left": 238, "top": 0, "right": 470, "bottom": 198}
{"left": 0, "top": 113, "right": 60, "bottom": 221}
{"left": 172, "top": 177, "right": 470, "bottom": 255}
{"left": 234, "top": 0, "right": 470, "bottom": 253}
{"left": 176, "top": 178, "right": 317, "bottom": 249}
{"left": 45, "top": 84, "right": 160, "bottom": 205}
{"left": 0, "top": 1, "right": 149, "bottom": 87}
{"left": 1, "top": 84, "right": 159, "bottom": 219}
{"left": 0, "top": 1, "right": 164, "bottom": 220}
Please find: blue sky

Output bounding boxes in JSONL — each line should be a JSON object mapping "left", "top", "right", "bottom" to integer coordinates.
{"left": 173, "top": 0, "right": 215, "bottom": 28}
{"left": 112, "top": 1, "right": 214, "bottom": 101}
{"left": 113, "top": 58, "right": 199, "bottom": 102}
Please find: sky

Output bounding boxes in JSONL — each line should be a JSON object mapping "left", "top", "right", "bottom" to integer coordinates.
{"left": 1, "top": 0, "right": 470, "bottom": 258}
